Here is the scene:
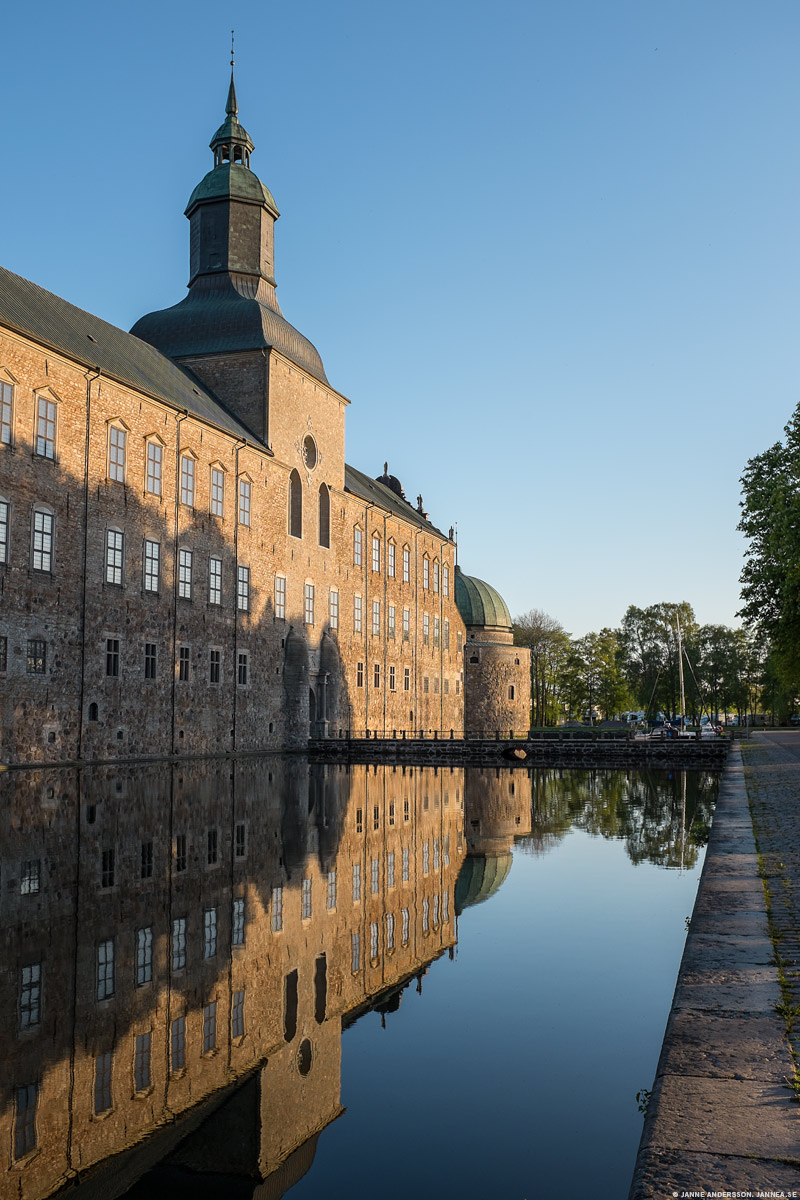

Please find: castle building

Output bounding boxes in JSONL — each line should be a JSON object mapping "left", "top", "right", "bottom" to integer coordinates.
{"left": 0, "top": 73, "right": 530, "bottom": 765}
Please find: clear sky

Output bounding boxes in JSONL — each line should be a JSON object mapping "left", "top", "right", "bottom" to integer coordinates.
{"left": 2, "top": 1, "right": 797, "bottom": 636}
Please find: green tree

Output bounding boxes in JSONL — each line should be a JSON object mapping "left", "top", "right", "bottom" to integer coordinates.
{"left": 513, "top": 609, "right": 571, "bottom": 726}
{"left": 618, "top": 602, "right": 698, "bottom": 717}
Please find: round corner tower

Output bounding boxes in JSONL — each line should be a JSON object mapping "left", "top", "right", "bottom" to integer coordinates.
{"left": 455, "top": 567, "right": 531, "bottom": 735}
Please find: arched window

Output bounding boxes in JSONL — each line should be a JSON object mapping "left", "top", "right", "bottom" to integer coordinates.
{"left": 289, "top": 470, "right": 302, "bottom": 538}
{"left": 88, "top": 702, "right": 99, "bottom": 722}
{"left": 318, "top": 483, "right": 330, "bottom": 548}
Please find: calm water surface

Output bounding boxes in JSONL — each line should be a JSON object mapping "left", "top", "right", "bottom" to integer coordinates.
{"left": 0, "top": 760, "right": 717, "bottom": 1200}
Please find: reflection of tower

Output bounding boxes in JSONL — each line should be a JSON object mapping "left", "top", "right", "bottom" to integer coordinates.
{"left": 455, "top": 768, "right": 532, "bottom": 914}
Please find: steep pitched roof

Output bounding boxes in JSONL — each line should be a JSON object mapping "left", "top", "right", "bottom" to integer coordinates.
{"left": 344, "top": 463, "right": 451, "bottom": 540}
{"left": 0, "top": 265, "right": 266, "bottom": 447}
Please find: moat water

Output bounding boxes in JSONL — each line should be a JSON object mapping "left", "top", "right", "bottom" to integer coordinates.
{"left": 0, "top": 760, "right": 717, "bottom": 1200}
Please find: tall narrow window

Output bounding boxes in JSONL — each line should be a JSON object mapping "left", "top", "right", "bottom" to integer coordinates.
{"left": 232, "top": 896, "right": 245, "bottom": 946}
{"left": 178, "top": 549, "right": 192, "bottom": 599}
{"left": 178, "top": 646, "right": 190, "bottom": 681}
{"left": 329, "top": 588, "right": 339, "bottom": 629}
{"left": 203, "top": 1001, "right": 217, "bottom": 1052}
{"left": 108, "top": 426, "right": 126, "bottom": 482}
{"left": 141, "top": 841, "right": 153, "bottom": 879}
{"left": 235, "top": 823, "right": 246, "bottom": 857}
{"left": 175, "top": 835, "right": 187, "bottom": 873}
{"left": 232, "top": 989, "right": 245, "bottom": 1038}
{"left": 209, "top": 556, "right": 222, "bottom": 605}
{"left": 374, "top": 662, "right": 381, "bottom": 688}
{"left": 423, "top": 614, "right": 430, "bottom": 646}
{"left": 372, "top": 599, "right": 380, "bottom": 636}
{"left": 404, "top": 666, "right": 410, "bottom": 691}
{"left": 0, "top": 636, "right": 8, "bottom": 672}
{"left": 97, "top": 939, "right": 115, "bottom": 1000}
{"left": 172, "top": 917, "right": 186, "bottom": 970}
{"left": 180, "top": 455, "right": 195, "bottom": 506}
{"left": 327, "top": 870, "right": 337, "bottom": 909}
{"left": 238, "top": 477, "right": 251, "bottom": 526}
{"left": 403, "top": 546, "right": 410, "bottom": 583}
{"left": 403, "top": 607, "right": 410, "bottom": 641}
{"left": 302, "top": 877, "right": 312, "bottom": 919}
{"left": 171, "top": 1016, "right": 186, "bottom": 1071}
{"left": 144, "top": 643, "right": 157, "bottom": 679}
{"left": 94, "top": 1052, "right": 113, "bottom": 1114}
{"left": 275, "top": 575, "right": 286, "bottom": 619}
{"left": 318, "top": 483, "right": 330, "bottom": 548}
{"left": 101, "top": 848, "right": 115, "bottom": 888}
{"left": 209, "top": 648, "right": 221, "bottom": 685}
{"left": 35, "top": 396, "right": 56, "bottom": 458}
{"left": 0, "top": 381, "right": 13, "bottom": 445}
{"left": 387, "top": 851, "right": 395, "bottom": 887}
{"left": 237, "top": 651, "right": 249, "bottom": 686}
{"left": 444, "top": 619, "right": 450, "bottom": 650}
{"left": 351, "top": 932, "right": 360, "bottom": 973}
{"left": 105, "top": 639, "right": 120, "bottom": 678}
{"left": 136, "top": 927, "right": 153, "bottom": 986}
{"left": 443, "top": 565, "right": 450, "bottom": 597}
{"left": 0, "top": 498, "right": 8, "bottom": 563}
{"left": 207, "top": 828, "right": 218, "bottom": 865}
{"left": 271, "top": 886, "right": 283, "bottom": 932}
{"left": 389, "top": 665, "right": 396, "bottom": 690}
{"left": 105, "top": 529, "right": 124, "bottom": 585}
{"left": 210, "top": 467, "right": 225, "bottom": 517}
{"left": 203, "top": 908, "right": 217, "bottom": 959}
{"left": 402, "top": 907, "right": 410, "bottom": 944}
{"left": 357, "top": 661, "right": 364, "bottom": 687}
{"left": 134, "top": 1032, "right": 151, "bottom": 1091}
{"left": 434, "top": 616, "right": 440, "bottom": 648}
{"left": 19, "top": 963, "right": 41, "bottom": 1029}
{"left": 370, "top": 921, "right": 379, "bottom": 960}
{"left": 289, "top": 469, "right": 302, "bottom": 538}
{"left": 354, "top": 594, "right": 362, "bottom": 633}
{"left": 388, "top": 605, "right": 396, "bottom": 638}
{"left": 388, "top": 541, "right": 396, "bottom": 577}
{"left": 13, "top": 1084, "right": 37, "bottom": 1160}
{"left": 32, "top": 509, "right": 53, "bottom": 571}
{"left": 20, "top": 860, "right": 40, "bottom": 894}
{"left": 353, "top": 526, "right": 362, "bottom": 566}
{"left": 145, "top": 441, "right": 162, "bottom": 496}
{"left": 237, "top": 565, "right": 250, "bottom": 611}
{"left": 423, "top": 557, "right": 430, "bottom": 589}
{"left": 433, "top": 561, "right": 440, "bottom": 593}
{"left": 304, "top": 583, "right": 315, "bottom": 625}
{"left": 372, "top": 534, "right": 381, "bottom": 573}
{"left": 144, "top": 539, "right": 160, "bottom": 592}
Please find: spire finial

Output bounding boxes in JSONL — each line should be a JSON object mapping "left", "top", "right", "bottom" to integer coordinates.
{"left": 231, "top": 29, "right": 235, "bottom": 70}
{"left": 383, "top": 461, "right": 388, "bottom": 475}
{"left": 226, "top": 30, "right": 238, "bottom": 117}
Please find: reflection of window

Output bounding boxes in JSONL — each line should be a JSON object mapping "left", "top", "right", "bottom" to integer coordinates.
{"left": 26, "top": 640, "right": 46, "bottom": 675}
{"left": 97, "top": 939, "right": 114, "bottom": 1000}
{"left": 171, "top": 1016, "right": 186, "bottom": 1071}
{"left": 20, "top": 860, "right": 40, "bottom": 895}
{"left": 232, "top": 989, "right": 245, "bottom": 1038}
{"left": 351, "top": 932, "right": 360, "bottom": 973}
{"left": 136, "top": 928, "right": 153, "bottom": 986}
{"left": 327, "top": 870, "right": 336, "bottom": 909}
{"left": 352, "top": 862, "right": 361, "bottom": 901}
{"left": 232, "top": 897, "right": 245, "bottom": 946}
{"left": 402, "top": 907, "right": 410, "bottom": 944}
{"left": 203, "top": 1001, "right": 217, "bottom": 1053}
{"left": 387, "top": 912, "right": 395, "bottom": 950}
{"left": 94, "top": 1051, "right": 113, "bottom": 1114}
{"left": 271, "top": 886, "right": 283, "bottom": 931}
{"left": 302, "top": 878, "right": 312, "bottom": 920}
{"left": 19, "top": 963, "right": 41, "bottom": 1029}
{"left": 134, "top": 1032, "right": 151, "bottom": 1092}
{"left": 203, "top": 908, "right": 217, "bottom": 959}
{"left": 13, "top": 1083, "right": 37, "bottom": 1160}
{"left": 370, "top": 921, "right": 379, "bottom": 959}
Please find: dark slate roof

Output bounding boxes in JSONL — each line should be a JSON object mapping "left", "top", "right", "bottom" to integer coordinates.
{"left": 0, "top": 265, "right": 265, "bottom": 447}
{"left": 344, "top": 463, "right": 450, "bottom": 539}
{"left": 455, "top": 565, "right": 513, "bottom": 629}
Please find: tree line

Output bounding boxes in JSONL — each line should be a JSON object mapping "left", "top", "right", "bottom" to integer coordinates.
{"left": 513, "top": 603, "right": 762, "bottom": 726}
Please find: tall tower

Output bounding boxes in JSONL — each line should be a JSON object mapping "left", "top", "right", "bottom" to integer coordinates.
{"left": 131, "top": 69, "right": 329, "bottom": 445}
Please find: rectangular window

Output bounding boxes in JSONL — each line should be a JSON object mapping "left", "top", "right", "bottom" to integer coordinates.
{"left": 97, "top": 939, "right": 115, "bottom": 1000}
{"left": 0, "top": 635, "right": 7, "bottom": 673}
{"left": 434, "top": 837, "right": 440, "bottom": 870}
{"left": 353, "top": 527, "right": 362, "bottom": 566}
{"left": 36, "top": 396, "right": 56, "bottom": 458}
{"left": 237, "top": 651, "right": 249, "bottom": 686}
{"left": 372, "top": 534, "right": 381, "bottom": 573}
{"left": 141, "top": 840, "right": 153, "bottom": 879}
{"left": 387, "top": 911, "right": 395, "bottom": 950}
{"left": 209, "top": 556, "right": 222, "bottom": 605}
{"left": 238, "top": 478, "right": 251, "bottom": 526}
{"left": 134, "top": 1031, "right": 151, "bottom": 1092}
{"left": 404, "top": 666, "right": 410, "bottom": 691}
{"left": 271, "top": 886, "right": 283, "bottom": 932}
{"left": 26, "top": 640, "right": 46, "bottom": 675}
{"left": 211, "top": 468, "right": 225, "bottom": 517}
{"left": 203, "top": 1000, "right": 217, "bottom": 1053}
{"left": 301, "top": 877, "right": 312, "bottom": 919}
{"left": 388, "top": 541, "right": 395, "bottom": 577}
{"left": 178, "top": 645, "right": 190, "bottom": 681}
{"left": 402, "top": 847, "right": 410, "bottom": 882}
{"left": 204, "top": 908, "right": 217, "bottom": 959}
{"left": 389, "top": 665, "right": 396, "bottom": 691}
{"left": 371, "top": 857, "right": 379, "bottom": 895}
{"left": 457, "top": 631, "right": 463, "bottom": 653}
{"left": 304, "top": 582, "right": 315, "bottom": 624}
{"left": 232, "top": 989, "right": 245, "bottom": 1039}
{"left": 235, "top": 822, "right": 246, "bottom": 857}
{"left": 32, "top": 509, "right": 53, "bottom": 571}
{"left": 423, "top": 558, "right": 430, "bottom": 589}
{"left": 443, "top": 566, "right": 450, "bottom": 597}
{"left": 136, "top": 927, "right": 153, "bottom": 986}
{"left": 389, "top": 802, "right": 395, "bottom": 827}
{"left": 403, "top": 607, "right": 410, "bottom": 641}
{"left": 141, "top": 642, "right": 157, "bottom": 682}
{"left": 237, "top": 565, "right": 250, "bottom": 611}
{"left": 388, "top": 605, "right": 395, "bottom": 639}
{"left": 444, "top": 619, "right": 450, "bottom": 650}
{"left": 443, "top": 890, "right": 450, "bottom": 921}
{"left": 356, "top": 661, "right": 364, "bottom": 688}
{"left": 423, "top": 842, "right": 430, "bottom": 875}
{"left": 146, "top": 441, "right": 162, "bottom": 496}
{"left": 100, "top": 848, "right": 115, "bottom": 890}
{"left": 0, "top": 380, "right": 12, "bottom": 445}
{"left": 354, "top": 594, "right": 362, "bottom": 633}
{"left": 175, "top": 834, "right": 187, "bottom": 873}
{"left": 207, "top": 828, "right": 218, "bottom": 865}
{"left": 180, "top": 455, "right": 195, "bottom": 506}
{"left": 275, "top": 575, "right": 286, "bottom": 619}
{"left": 327, "top": 869, "right": 337, "bottom": 910}
{"left": 352, "top": 862, "right": 361, "bottom": 902}
{"left": 423, "top": 614, "right": 430, "bottom": 646}
{"left": 105, "top": 529, "right": 124, "bottom": 585}
{"left": 178, "top": 548, "right": 192, "bottom": 599}
{"left": 372, "top": 600, "right": 380, "bottom": 636}
{"left": 402, "top": 907, "right": 410, "bottom": 945}
{"left": 387, "top": 851, "right": 395, "bottom": 888}
{"left": 105, "top": 638, "right": 120, "bottom": 678}
{"left": 19, "top": 963, "right": 41, "bottom": 1030}
{"left": 172, "top": 917, "right": 186, "bottom": 970}
{"left": 444, "top": 678, "right": 450, "bottom": 693}
{"left": 205, "top": 648, "right": 220, "bottom": 686}
{"left": 370, "top": 921, "right": 379, "bottom": 959}
{"left": 373, "top": 662, "right": 380, "bottom": 689}
{"left": 20, "top": 859, "right": 40, "bottom": 895}
{"left": 144, "top": 539, "right": 160, "bottom": 592}
{"left": 351, "top": 932, "right": 360, "bottom": 973}
{"left": 329, "top": 588, "right": 339, "bottom": 629}
{"left": 232, "top": 896, "right": 245, "bottom": 945}
{"left": 434, "top": 562, "right": 440, "bottom": 593}
{"left": 423, "top": 676, "right": 429, "bottom": 693}
{"left": 13, "top": 1083, "right": 36, "bottom": 1160}
{"left": 171, "top": 1016, "right": 186, "bottom": 1072}
{"left": 94, "top": 1051, "right": 113, "bottom": 1114}
{"left": 403, "top": 546, "right": 410, "bottom": 583}
{"left": 434, "top": 616, "right": 440, "bottom": 648}
{"left": 109, "top": 426, "right": 126, "bottom": 482}
{"left": 0, "top": 499, "right": 8, "bottom": 564}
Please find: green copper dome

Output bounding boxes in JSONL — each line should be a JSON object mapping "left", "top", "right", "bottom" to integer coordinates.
{"left": 454, "top": 852, "right": 513, "bottom": 915}
{"left": 455, "top": 566, "right": 513, "bottom": 630}
{"left": 186, "top": 164, "right": 278, "bottom": 217}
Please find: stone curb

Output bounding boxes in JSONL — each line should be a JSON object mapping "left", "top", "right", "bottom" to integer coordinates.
{"left": 628, "top": 744, "right": 800, "bottom": 1198}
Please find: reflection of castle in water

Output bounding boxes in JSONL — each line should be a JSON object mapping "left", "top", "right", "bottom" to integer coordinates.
{"left": 0, "top": 760, "right": 467, "bottom": 1199}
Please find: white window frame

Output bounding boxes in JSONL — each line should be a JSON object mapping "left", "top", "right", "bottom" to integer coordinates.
{"left": 145, "top": 439, "right": 163, "bottom": 497}
{"left": 144, "top": 539, "right": 160, "bottom": 593}
{"left": 354, "top": 594, "right": 363, "bottom": 634}
{"left": 209, "top": 556, "right": 222, "bottom": 605}
{"left": 0, "top": 497, "right": 9, "bottom": 564}
{"left": 32, "top": 508, "right": 53, "bottom": 572}
{"left": 329, "top": 588, "right": 339, "bottom": 629}
{"left": 372, "top": 599, "right": 380, "bottom": 636}
{"left": 238, "top": 477, "right": 251, "bottom": 526}
{"left": 108, "top": 424, "right": 127, "bottom": 483}
{"left": 105, "top": 528, "right": 124, "bottom": 586}
{"left": 0, "top": 379, "right": 13, "bottom": 445}
{"left": 353, "top": 526, "right": 363, "bottom": 567}
{"left": 210, "top": 466, "right": 225, "bottom": 518}
{"left": 180, "top": 454, "right": 195, "bottom": 507}
{"left": 388, "top": 540, "right": 395, "bottom": 577}
{"left": 178, "top": 548, "right": 192, "bottom": 600}
{"left": 304, "top": 582, "right": 315, "bottom": 625}
{"left": 237, "top": 564, "right": 250, "bottom": 612}
{"left": 275, "top": 574, "right": 286, "bottom": 619}
{"left": 403, "top": 546, "right": 410, "bottom": 584}
{"left": 35, "top": 395, "right": 56, "bottom": 459}
{"left": 372, "top": 534, "right": 381, "bottom": 573}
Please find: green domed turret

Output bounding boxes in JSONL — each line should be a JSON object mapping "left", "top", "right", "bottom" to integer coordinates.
{"left": 455, "top": 566, "right": 512, "bottom": 630}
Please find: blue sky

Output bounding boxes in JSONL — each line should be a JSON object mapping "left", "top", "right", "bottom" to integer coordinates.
{"left": 2, "top": 0, "right": 797, "bottom": 636}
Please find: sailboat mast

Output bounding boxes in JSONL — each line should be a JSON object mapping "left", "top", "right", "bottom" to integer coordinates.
{"left": 676, "top": 615, "right": 687, "bottom": 724}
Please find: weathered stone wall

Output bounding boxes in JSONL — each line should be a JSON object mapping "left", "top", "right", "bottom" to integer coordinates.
{"left": 464, "top": 632, "right": 531, "bottom": 735}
